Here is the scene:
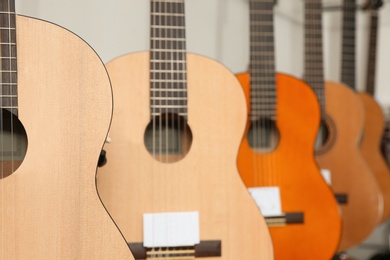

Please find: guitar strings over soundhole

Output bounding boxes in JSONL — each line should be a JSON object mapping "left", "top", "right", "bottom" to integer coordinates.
{"left": 315, "top": 116, "right": 337, "bottom": 155}
{"left": 144, "top": 113, "right": 192, "bottom": 163}
{"left": 0, "top": 109, "right": 28, "bottom": 179}
{"left": 247, "top": 118, "right": 280, "bottom": 153}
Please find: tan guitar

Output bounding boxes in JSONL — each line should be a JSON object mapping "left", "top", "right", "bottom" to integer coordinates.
{"left": 236, "top": 0, "right": 341, "bottom": 259}
{"left": 341, "top": 0, "right": 390, "bottom": 223}
{"left": 97, "top": 0, "right": 273, "bottom": 259}
{"left": 0, "top": 1, "right": 134, "bottom": 259}
{"left": 304, "top": 0, "right": 382, "bottom": 251}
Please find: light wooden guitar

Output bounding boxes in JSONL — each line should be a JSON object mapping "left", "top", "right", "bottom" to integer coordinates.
{"left": 0, "top": 1, "right": 134, "bottom": 259}
{"left": 97, "top": 0, "right": 273, "bottom": 259}
{"left": 341, "top": 0, "right": 390, "bottom": 223}
{"left": 236, "top": 0, "right": 341, "bottom": 259}
{"left": 304, "top": 0, "right": 382, "bottom": 251}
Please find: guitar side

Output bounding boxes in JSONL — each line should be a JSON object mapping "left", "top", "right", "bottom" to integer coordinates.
{"left": 318, "top": 81, "right": 382, "bottom": 251}
{"left": 236, "top": 72, "right": 342, "bottom": 259}
{"left": 357, "top": 92, "right": 390, "bottom": 222}
{"left": 0, "top": 16, "right": 134, "bottom": 259}
{"left": 97, "top": 51, "right": 274, "bottom": 260}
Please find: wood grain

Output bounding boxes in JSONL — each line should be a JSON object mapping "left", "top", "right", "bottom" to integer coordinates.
{"left": 236, "top": 72, "right": 342, "bottom": 259}
{"left": 0, "top": 16, "right": 134, "bottom": 259}
{"left": 97, "top": 52, "right": 274, "bottom": 260}
{"left": 357, "top": 92, "right": 390, "bottom": 222}
{"left": 318, "top": 81, "right": 382, "bottom": 251}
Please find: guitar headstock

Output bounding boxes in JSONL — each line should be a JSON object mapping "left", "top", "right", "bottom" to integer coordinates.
{"left": 362, "top": 0, "right": 384, "bottom": 11}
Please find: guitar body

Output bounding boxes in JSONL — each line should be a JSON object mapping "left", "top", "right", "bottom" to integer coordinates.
{"left": 318, "top": 81, "right": 382, "bottom": 250}
{"left": 0, "top": 16, "right": 134, "bottom": 259}
{"left": 236, "top": 72, "right": 342, "bottom": 259}
{"left": 97, "top": 52, "right": 274, "bottom": 259}
{"left": 357, "top": 92, "right": 390, "bottom": 222}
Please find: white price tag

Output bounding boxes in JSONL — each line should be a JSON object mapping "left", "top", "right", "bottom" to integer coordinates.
{"left": 248, "top": 186, "right": 282, "bottom": 217}
{"left": 143, "top": 211, "right": 200, "bottom": 248}
{"left": 321, "top": 169, "right": 332, "bottom": 185}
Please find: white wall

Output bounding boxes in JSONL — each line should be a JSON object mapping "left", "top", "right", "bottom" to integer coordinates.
{"left": 15, "top": 0, "right": 390, "bottom": 109}
{"left": 12, "top": 1, "right": 390, "bottom": 258}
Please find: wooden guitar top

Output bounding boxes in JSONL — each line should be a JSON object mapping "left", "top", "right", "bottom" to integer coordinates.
{"left": 357, "top": 92, "right": 390, "bottom": 222}
{"left": 318, "top": 81, "right": 382, "bottom": 251}
{"left": 0, "top": 16, "right": 134, "bottom": 259}
{"left": 237, "top": 72, "right": 342, "bottom": 259}
{"left": 97, "top": 51, "right": 274, "bottom": 260}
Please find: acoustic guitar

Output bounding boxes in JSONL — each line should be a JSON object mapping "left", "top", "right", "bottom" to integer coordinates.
{"left": 304, "top": 0, "right": 382, "bottom": 251}
{"left": 341, "top": 0, "right": 390, "bottom": 223}
{"left": 236, "top": 0, "right": 341, "bottom": 259}
{"left": 97, "top": 0, "right": 274, "bottom": 259}
{"left": 0, "top": 0, "right": 134, "bottom": 259}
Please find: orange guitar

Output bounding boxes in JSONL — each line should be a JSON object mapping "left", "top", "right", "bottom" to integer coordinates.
{"left": 236, "top": 0, "right": 341, "bottom": 259}
{"left": 304, "top": 0, "right": 382, "bottom": 251}
{"left": 355, "top": 0, "right": 390, "bottom": 223}
{"left": 97, "top": 0, "right": 274, "bottom": 259}
{"left": 0, "top": 0, "right": 134, "bottom": 259}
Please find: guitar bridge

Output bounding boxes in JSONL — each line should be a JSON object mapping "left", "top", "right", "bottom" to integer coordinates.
{"left": 129, "top": 240, "right": 221, "bottom": 259}
{"left": 265, "top": 212, "right": 304, "bottom": 227}
{"left": 335, "top": 193, "right": 348, "bottom": 204}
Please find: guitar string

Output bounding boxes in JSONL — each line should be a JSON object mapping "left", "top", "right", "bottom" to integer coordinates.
{"left": 164, "top": 0, "right": 168, "bottom": 257}
{"left": 0, "top": 1, "right": 3, "bottom": 258}
{"left": 151, "top": 0, "right": 156, "bottom": 256}
{"left": 250, "top": 0, "right": 260, "bottom": 189}
{"left": 8, "top": 0, "right": 15, "bottom": 257}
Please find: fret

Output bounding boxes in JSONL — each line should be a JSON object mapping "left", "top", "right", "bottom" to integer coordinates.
{"left": 151, "top": 69, "right": 186, "bottom": 73}
{"left": 151, "top": 37, "right": 185, "bottom": 41}
{"left": 151, "top": 97, "right": 187, "bottom": 100}
{"left": 151, "top": 105, "right": 187, "bottom": 109}
{"left": 151, "top": 59, "right": 185, "bottom": 63}
{"left": 151, "top": 25, "right": 185, "bottom": 29}
{"left": 151, "top": 12, "right": 184, "bottom": 17}
{"left": 150, "top": 88, "right": 186, "bottom": 92}
{"left": 151, "top": 112, "right": 187, "bottom": 116}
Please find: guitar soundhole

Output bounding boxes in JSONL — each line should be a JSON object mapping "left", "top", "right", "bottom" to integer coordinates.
{"left": 315, "top": 116, "right": 336, "bottom": 154}
{"left": 316, "top": 121, "right": 330, "bottom": 146}
{"left": 247, "top": 118, "right": 280, "bottom": 152}
{"left": 144, "top": 113, "right": 192, "bottom": 163}
{"left": 0, "top": 109, "right": 28, "bottom": 179}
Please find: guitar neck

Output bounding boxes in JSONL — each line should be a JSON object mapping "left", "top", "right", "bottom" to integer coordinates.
{"left": 366, "top": 10, "right": 379, "bottom": 95}
{"left": 0, "top": 0, "right": 18, "bottom": 116}
{"left": 150, "top": 0, "right": 188, "bottom": 119}
{"left": 341, "top": 0, "right": 357, "bottom": 89}
{"left": 249, "top": 0, "right": 277, "bottom": 121}
{"left": 304, "top": 0, "right": 326, "bottom": 115}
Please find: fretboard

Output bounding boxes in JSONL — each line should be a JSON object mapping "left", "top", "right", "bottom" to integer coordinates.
{"left": 0, "top": 0, "right": 17, "bottom": 116}
{"left": 249, "top": 0, "right": 277, "bottom": 121}
{"left": 341, "top": 0, "right": 356, "bottom": 89}
{"left": 150, "top": 0, "right": 187, "bottom": 119}
{"left": 304, "top": 0, "right": 325, "bottom": 116}
{"left": 366, "top": 10, "right": 379, "bottom": 95}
